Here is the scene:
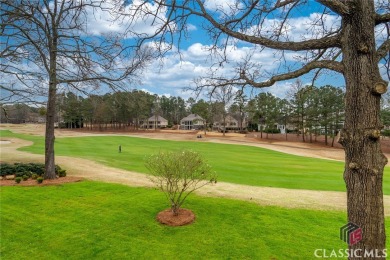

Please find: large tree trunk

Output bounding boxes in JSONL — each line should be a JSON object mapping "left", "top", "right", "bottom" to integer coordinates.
{"left": 44, "top": 48, "right": 57, "bottom": 179}
{"left": 44, "top": 23, "right": 59, "bottom": 180}
{"left": 340, "top": 1, "right": 386, "bottom": 256}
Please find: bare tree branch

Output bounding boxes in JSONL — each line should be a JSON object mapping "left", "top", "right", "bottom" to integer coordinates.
{"left": 316, "top": 0, "right": 350, "bottom": 15}
{"left": 376, "top": 13, "right": 390, "bottom": 25}
{"left": 377, "top": 39, "right": 390, "bottom": 62}
{"left": 240, "top": 60, "right": 344, "bottom": 88}
{"left": 193, "top": 0, "right": 341, "bottom": 51}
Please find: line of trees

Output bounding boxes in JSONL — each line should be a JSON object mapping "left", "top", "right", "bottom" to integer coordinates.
{"left": 3, "top": 83, "right": 350, "bottom": 146}
{"left": 55, "top": 90, "right": 188, "bottom": 130}
{"left": 0, "top": 103, "right": 46, "bottom": 124}
{"left": 57, "top": 84, "right": 347, "bottom": 141}
{"left": 7, "top": 84, "right": 390, "bottom": 148}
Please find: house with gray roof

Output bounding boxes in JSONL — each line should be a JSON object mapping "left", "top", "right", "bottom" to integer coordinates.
{"left": 213, "top": 114, "right": 247, "bottom": 131}
{"left": 141, "top": 115, "right": 168, "bottom": 129}
{"left": 180, "top": 114, "right": 204, "bottom": 130}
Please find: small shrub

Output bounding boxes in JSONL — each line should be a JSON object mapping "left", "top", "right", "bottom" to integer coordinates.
{"left": 382, "top": 129, "right": 390, "bottom": 137}
{"left": 15, "top": 172, "right": 25, "bottom": 178}
{"left": 15, "top": 177, "right": 22, "bottom": 183}
{"left": 37, "top": 177, "right": 44, "bottom": 184}
{"left": 0, "top": 163, "right": 14, "bottom": 177}
{"left": 58, "top": 169, "right": 67, "bottom": 177}
{"left": 55, "top": 165, "right": 63, "bottom": 175}
{"left": 145, "top": 150, "right": 216, "bottom": 216}
{"left": 31, "top": 173, "right": 38, "bottom": 180}
{"left": 30, "top": 163, "right": 45, "bottom": 176}
{"left": 264, "top": 128, "right": 280, "bottom": 134}
{"left": 22, "top": 175, "right": 29, "bottom": 181}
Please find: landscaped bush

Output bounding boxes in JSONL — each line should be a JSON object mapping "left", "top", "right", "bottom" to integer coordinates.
{"left": 58, "top": 169, "right": 67, "bottom": 177}
{"left": 15, "top": 171, "right": 31, "bottom": 178}
{"left": 31, "top": 174, "right": 38, "bottom": 180}
{"left": 13, "top": 163, "right": 44, "bottom": 177}
{"left": 54, "top": 165, "right": 67, "bottom": 177}
{"left": 55, "top": 165, "right": 62, "bottom": 174}
{"left": 22, "top": 175, "right": 29, "bottom": 181}
{"left": 263, "top": 128, "right": 281, "bottom": 134}
{"left": 0, "top": 163, "right": 66, "bottom": 178}
{"left": 15, "top": 177, "right": 22, "bottom": 183}
{"left": 36, "top": 177, "right": 44, "bottom": 184}
{"left": 0, "top": 163, "right": 14, "bottom": 177}
{"left": 28, "top": 163, "right": 45, "bottom": 175}
{"left": 382, "top": 129, "right": 390, "bottom": 137}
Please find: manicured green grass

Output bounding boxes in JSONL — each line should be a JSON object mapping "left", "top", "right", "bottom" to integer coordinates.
{"left": 0, "top": 130, "right": 44, "bottom": 147}
{"left": 0, "top": 181, "right": 369, "bottom": 259}
{"left": 2, "top": 130, "right": 389, "bottom": 194}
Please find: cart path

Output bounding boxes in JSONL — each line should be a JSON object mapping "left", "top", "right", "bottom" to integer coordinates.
{"left": 2, "top": 137, "right": 390, "bottom": 215}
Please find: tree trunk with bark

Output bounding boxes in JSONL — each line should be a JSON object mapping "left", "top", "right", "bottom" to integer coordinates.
{"left": 339, "top": 1, "right": 387, "bottom": 256}
{"left": 44, "top": 37, "right": 58, "bottom": 180}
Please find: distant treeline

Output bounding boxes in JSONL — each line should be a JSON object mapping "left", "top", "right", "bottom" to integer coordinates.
{"left": 3, "top": 85, "right": 390, "bottom": 143}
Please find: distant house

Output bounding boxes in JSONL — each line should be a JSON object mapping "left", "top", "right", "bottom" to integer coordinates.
{"left": 28, "top": 113, "right": 46, "bottom": 124}
{"left": 141, "top": 115, "right": 168, "bottom": 129}
{"left": 213, "top": 114, "right": 247, "bottom": 131}
{"left": 276, "top": 123, "right": 286, "bottom": 134}
{"left": 180, "top": 114, "right": 204, "bottom": 130}
{"left": 258, "top": 122, "right": 294, "bottom": 134}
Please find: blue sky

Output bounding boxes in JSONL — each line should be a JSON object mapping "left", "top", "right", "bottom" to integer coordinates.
{"left": 126, "top": 0, "right": 347, "bottom": 100}
{"left": 2, "top": 0, "right": 388, "bottom": 103}
{"left": 56, "top": 0, "right": 350, "bottom": 100}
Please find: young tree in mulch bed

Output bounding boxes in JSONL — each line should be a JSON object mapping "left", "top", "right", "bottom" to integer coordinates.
{"left": 145, "top": 150, "right": 217, "bottom": 226}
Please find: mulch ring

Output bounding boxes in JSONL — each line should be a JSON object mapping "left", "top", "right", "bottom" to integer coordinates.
{"left": 156, "top": 208, "right": 196, "bottom": 226}
{"left": 0, "top": 176, "right": 84, "bottom": 187}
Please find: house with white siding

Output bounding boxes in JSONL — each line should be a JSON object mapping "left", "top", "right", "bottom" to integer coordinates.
{"left": 180, "top": 114, "right": 204, "bottom": 130}
{"left": 141, "top": 115, "right": 168, "bottom": 129}
{"left": 213, "top": 114, "right": 247, "bottom": 131}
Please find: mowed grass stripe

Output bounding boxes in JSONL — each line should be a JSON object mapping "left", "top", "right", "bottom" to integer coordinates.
{"left": 2, "top": 130, "right": 389, "bottom": 194}
{"left": 0, "top": 181, "right": 368, "bottom": 259}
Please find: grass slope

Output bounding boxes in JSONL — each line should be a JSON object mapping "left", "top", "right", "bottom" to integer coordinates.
{"left": 0, "top": 181, "right": 368, "bottom": 259}
{"left": 2, "top": 130, "right": 389, "bottom": 194}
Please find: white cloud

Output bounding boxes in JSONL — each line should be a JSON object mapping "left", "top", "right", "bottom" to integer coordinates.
{"left": 264, "top": 82, "right": 293, "bottom": 99}
{"left": 139, "top": 42, "right": 286, "bottom": 98}
{"left": 53, "top": 0, "right": 173, "bottom": 38}
{"left": 186, "top": 43, "right": 210, "bottom": 58}
{"left": 245, "top": 13, "right": 340, "bottom": 41}
{"left": 186, "top": 24, "right": 197, "bottom": 31}
{"left": 204, "top": 0, "right": 243, "bottom": 15}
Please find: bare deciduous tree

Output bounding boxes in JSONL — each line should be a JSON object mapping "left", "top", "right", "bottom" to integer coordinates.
{"left": 210, "top": 85, "right": 236, "bottom": 136}
{"left": 130, "top": 0, "right": 390, "bottom": 255}
{"left": 145, "top": 150, "right": 216, "bottom": 216}
{"left": 1, "top": 0, "right": 152, "bottom": 179}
